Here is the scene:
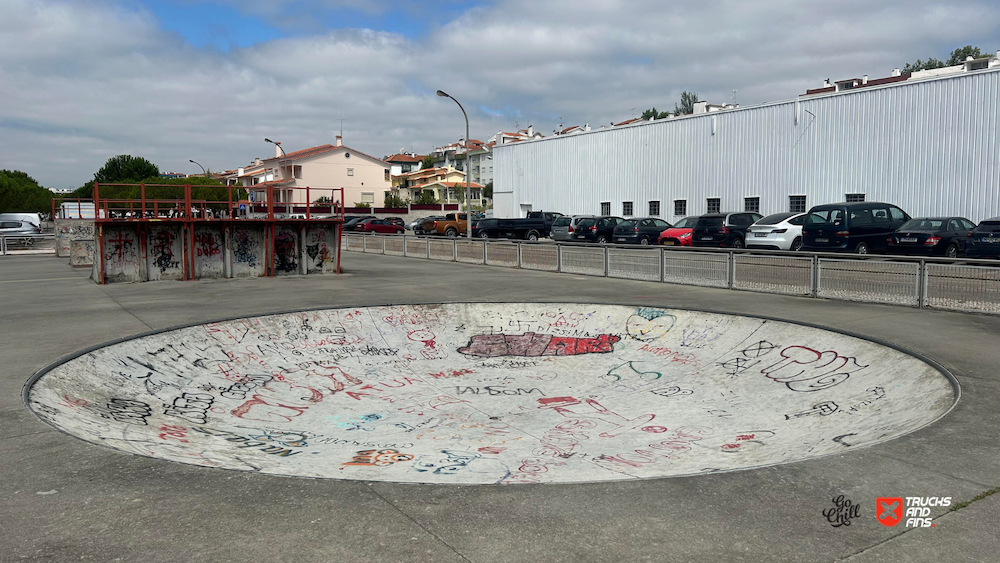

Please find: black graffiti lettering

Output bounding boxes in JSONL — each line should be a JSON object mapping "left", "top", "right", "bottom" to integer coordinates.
{"left": 455, "top": 386, "right": 543, "bottom": 396}
{"left": 163, "top": 392, "right": 214, "bottom": 424}
{"left": 102, "top": 399, "right": 151, "bottom": 425}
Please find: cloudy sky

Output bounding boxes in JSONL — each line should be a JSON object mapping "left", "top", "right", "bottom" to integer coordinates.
{"left": 1, "top": 0, "right": 997, "bottom": 188}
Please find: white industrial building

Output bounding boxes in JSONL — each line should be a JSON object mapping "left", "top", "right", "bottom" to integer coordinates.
{"left": 493, "top": 64, "right": 1000, "bottom": 222}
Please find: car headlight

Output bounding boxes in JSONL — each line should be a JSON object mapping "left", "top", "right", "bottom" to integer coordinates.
{"left": 679, "top": 232, "right": 692, "bottom": 238}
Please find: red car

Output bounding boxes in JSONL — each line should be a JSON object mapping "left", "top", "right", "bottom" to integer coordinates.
{"left": 657, "top": 216, "right": 698, "bottom": 246}
{"left": 354, "top": 218, "right": 404, "bottom": 234}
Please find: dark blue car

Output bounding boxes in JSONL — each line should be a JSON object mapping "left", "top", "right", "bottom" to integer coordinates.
{"left": 965, "top": 217, "right": 1000, "bottom": 259}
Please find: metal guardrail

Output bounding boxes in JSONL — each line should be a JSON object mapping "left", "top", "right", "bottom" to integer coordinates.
{"left": 342, "top": 233, "right": 1000, "bottom": 315}
{"left": 1, "top": 234, "right": 56, "bottom": 256}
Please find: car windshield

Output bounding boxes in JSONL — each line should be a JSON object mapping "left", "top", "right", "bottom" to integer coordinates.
{"left": 577, "top": 218, "right": 596, "bottom": 228}
{"left": 900, "top": 219, "right": 944, "bottom": 231}
{"left": 552, "top": 217, "right": 571, "bottom": 227}
{"left": 976, "top": 221, "right": 1000, "bottom": 232}
{"left": 757, "top": 212, "right": 796, "bottom": 225}
{"left": 696, "top": 217, "right": 724, "bottom": 228}
{"left": 672, "top": 217, "right": 696, "bottom": 229}
{"left": 805, "top": 209, "right": 846, "bottom": 226}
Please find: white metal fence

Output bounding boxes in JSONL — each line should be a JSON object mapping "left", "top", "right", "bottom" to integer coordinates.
{"left": 344, "top": 233, "right": 1000, "bottom": 315}
{"left": 1, "top": 234, "right": 56, "bottom": 256}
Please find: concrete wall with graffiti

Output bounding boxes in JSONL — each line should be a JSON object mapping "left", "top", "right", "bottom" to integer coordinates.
{"left": 55, "top": 219, "right": 95, "bottom": 263}
{"left": 70, "top": 239, "right": 96, "bottom": 267}
{"left": 91, "top": 221, "right": 338, "bottom": 283}
{"left": 26, "top": 303, "right": 956, "bottom": 484}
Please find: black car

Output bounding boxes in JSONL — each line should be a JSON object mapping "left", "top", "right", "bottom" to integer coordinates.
{"left": 801, "top": 202, "right": 909, "bottom": 254}
{"left": 887, "top": 217, "right": 976, "bottom": 258}
{"left": 691, "top": 212, "right": 762, "bottom": 248}
{"left": 412, "top": 216, "right": 444, "bottom": 235}
{"left": 965, "top": 217, "right": 1000, "bottom": 259}
{"left": 574, "top": 216, "right": 625, "bottom": 243}
{"left": 612, "top": 217, "right": 673, "bottom": 245}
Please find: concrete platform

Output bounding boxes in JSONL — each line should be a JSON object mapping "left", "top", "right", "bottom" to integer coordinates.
{"left": 1, "top": 253, "right": 998, "bottom": 561}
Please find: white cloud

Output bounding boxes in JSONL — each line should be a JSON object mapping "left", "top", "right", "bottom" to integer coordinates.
{"left": 0, "top": 0, "right": 997, "bottom": 187}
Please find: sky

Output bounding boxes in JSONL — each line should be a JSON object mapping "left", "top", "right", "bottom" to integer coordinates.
{"left": 1, "top": 0, "right": 997, "bottom": 188}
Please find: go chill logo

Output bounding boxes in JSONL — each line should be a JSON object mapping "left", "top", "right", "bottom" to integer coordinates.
{"left": 876, "top": 497, "right": 951, "bottom": 528}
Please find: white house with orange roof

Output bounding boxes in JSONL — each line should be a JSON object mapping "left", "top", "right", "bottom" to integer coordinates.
{"left": 234, "top": 135, "right": 391, "bottom": 207}
{"left": 394, "top": 166, "right": 484, "bottom": 206}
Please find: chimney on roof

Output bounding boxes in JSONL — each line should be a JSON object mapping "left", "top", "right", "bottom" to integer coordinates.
{"left": 891, "top": 68, "right": 901, "bottom": 77}
{"left": 274, "top": 142, "right": 282, "bottom": 158}
{"left": 336, "top": 135, "right": 343, "bottom": 147}
{"left": 862, "top": 75, "right": 868, "bottom": 85}
{"left": 254, "top": 158, "right": 261, "bottom": 166}
{"left": 527, "top": 125, "right": 533, "bottom": 136}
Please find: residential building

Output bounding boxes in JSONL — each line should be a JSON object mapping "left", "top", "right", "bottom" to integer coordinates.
{"left": 384, "top": 153, "right": 424, "bottom": 178}
{"left": 234, "top": 135, "right": 391, "bottom": 207}
{"left": 802, "top": 51, "right": 1000, "bottom": 96}
{"left": 394, "top": 167, "right": 484, "bottom": 206}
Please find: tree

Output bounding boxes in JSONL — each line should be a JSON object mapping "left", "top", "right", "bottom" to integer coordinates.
{"left": 674, "top": 91, "right": 700, "bottom": 116}
{"left": 641, "top": 107, "right": 670, "bottom": 120}
{"left": 384, "top": 192, "right": 408, "bottom": 208}
{"left": 414, "top": 190, "right": 438, "bottom": 205}
{"left": 421, "top": 155, "right": 435, "bottom": 170}
{"left": 93, "top": 155, "right": 160, "bottom": 184}
{"left": 903, "top": 45, "right": 988, "bottom": 73}
{"left": 0, "top": 170, "right": 54, "bottom": 215}
{"left": 484, "top": 181, "right": 493, "bottom": 200}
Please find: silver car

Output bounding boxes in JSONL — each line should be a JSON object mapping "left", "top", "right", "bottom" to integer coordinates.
{"left": 746, "top": 212, "right": 806, "bottom": 251}
{"left": 0, "top": 220, "right": 42, "bottom": 246}
{"left": 551, "top": 215, "right": 595, "bottom": 242}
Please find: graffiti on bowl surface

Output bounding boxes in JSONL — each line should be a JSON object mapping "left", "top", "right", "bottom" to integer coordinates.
{"left": 26, "top": 304, "right": 955, "bottom": 484}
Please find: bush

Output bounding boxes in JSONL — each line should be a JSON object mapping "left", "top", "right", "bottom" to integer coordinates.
{"left": 384, "top": 192, "right": 408, "bottom": 208}
{"left": 354, "top": 202, "right": 372, "bottom": 208}
{"left": 414, "top": 191, "right": 438, "bottom": 205}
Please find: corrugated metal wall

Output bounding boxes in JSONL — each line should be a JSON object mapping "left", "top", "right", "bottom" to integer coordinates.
{"left": 494, "top": 68, "right": 1000, "bottom": 222}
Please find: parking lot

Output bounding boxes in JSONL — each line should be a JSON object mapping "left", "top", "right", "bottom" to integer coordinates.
{"left": 1, "top": 250, "right": 998, "bottom": 562}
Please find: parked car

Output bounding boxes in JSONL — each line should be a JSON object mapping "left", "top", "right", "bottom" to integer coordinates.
{"left": 524, "top": 211, "right": 564, "bottom": 237}
{"left": 886, "top": 217, "right": 976, "bottom": 258}
{"left": 550, "top": 215, "right": 595, "bottom": 242}
{"left": 411, "top": 216, "right": 444, "bottom": 235}
{"left": 475, "top": 212, "right": 563, "bottom": 240}
{"left": 613, "top": 217, "right": 673, "bottom": 245}
{"left": 384, "top": 217, "right": 405, "bottom": 228}
{"left": 657, "top": 216, "right": 698, "bottom": 246}
{"left": 354, "top": 218, "right": 405, "bottom": 234}
{"left": 801, "top": 202, "right": 909, "bottom": 254}
{"left": 342, "top": 215, "right": 375, "bottom": 231}
{"left": 421, "top": 213, "right": 470, "bottom": 237}
{"left": 691, "top": 212, "right": 763, "bottom": 248}
{"left": 746, "top": 212, "right": 806, "bottom": 251}
{"left": 964, "top": 217, "right": 1000, "bottom": 259}
{"left": 0, "top": 220, "right": 42, "bottom": 245}
{"left": 574, "top": 216, "right": 625, "bottom": 243}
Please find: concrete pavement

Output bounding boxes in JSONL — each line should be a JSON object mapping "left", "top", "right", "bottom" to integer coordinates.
{"left": 1, "top": 252, "right": 997, "bottom": 562}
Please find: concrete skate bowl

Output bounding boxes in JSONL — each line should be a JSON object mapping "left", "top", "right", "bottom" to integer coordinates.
{"left": 24, "top": 303, "right": 957, "bottom": 485}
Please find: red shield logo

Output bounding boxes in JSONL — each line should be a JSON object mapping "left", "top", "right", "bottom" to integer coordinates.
{"left": 876, "top": 497, "right": 903, "bottom": 527}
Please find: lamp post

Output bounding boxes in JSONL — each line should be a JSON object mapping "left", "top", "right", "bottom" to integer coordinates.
{"left": 189, "top": 159, "right": 206, "bottom": 177}
{"left": 264, "top": 138, "right": 286, "bottom": 204}
{"left": 436, "top": 90, "right": 473, "bottom": 239}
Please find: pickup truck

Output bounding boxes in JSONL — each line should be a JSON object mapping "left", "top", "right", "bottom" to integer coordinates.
{"left": 472, "top": 211, "right": 564, "bottom": 241}
{"left": 420, "top": 213, "right": 470, "bottom": 237}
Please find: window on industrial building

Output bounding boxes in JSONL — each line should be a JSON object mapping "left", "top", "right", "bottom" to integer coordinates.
{"left": 789, "top": 195, "right": 807, "bottom": 213}
{"left": 846, "top": 193, "right": 865, "bottom": 202}
{"left": 707, "top": 198, "right": 721, "bottom": 214}
{"left": 601, "top": 202, "right": 611, "bottom": 215}
{"left": 347, "top": 168, "right": 354, "bottom": 176}
{"left": 744, "top": 197, "right": 760, "bottom": 213}
{"left": 361, "top": 192, "right": 374, "bottom": 203}
{"left": 623, "top": 201, "right": 634, "bottom": 216}
{"left": 674, "top": 200, "right": 687, "bottom": 216}
{"left": 648, "top": 201, "right": 661, "bottom": 216}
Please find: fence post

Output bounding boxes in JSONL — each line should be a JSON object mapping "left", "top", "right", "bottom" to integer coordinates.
{"left": 556, "top": 244, "right": 562, "bottom": 273}
{"left": 426, "top": 238, "right": 431, "bottom": 260}
{"left": 382, "top": 235, "right": 386, "bottom": 254}
{"left": 362, "top": 234, "right": 367, "bottom": 253}
{"left": 402, "top": 235, "right": 407, "bottom": 257}
{"left": 603, "top": 246, "right": 610, "bottom": 277}
{"left": 811, "top": 255, "right": 821, "bottom": 298}
{"left": 482, "top": 239, "right": 487, "bottom": 264}
{"left": 453, "top": 239, "right": 458, "bottom": 261}
{"left": 727, "top": 251, "right": 735, "bottom": 289}
{"left": 517, "top": 242, "right": 523, "bottom": 268}
{"left": 659, "top": 247, "right": 665, "bottom": 282}
{"left": 918, "top": 260, "right": 927, "bottom": 308}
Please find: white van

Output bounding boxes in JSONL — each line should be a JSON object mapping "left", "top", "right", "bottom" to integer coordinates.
{"left": 0, "top": 212, "right": 42, "bottom": 227}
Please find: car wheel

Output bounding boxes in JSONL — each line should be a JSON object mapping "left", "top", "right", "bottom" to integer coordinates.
{"left": 855, "top": 241, "right": 869, "bottom": 254}
{"left": 395, "top": 229, "right": 403, "bottom": 234}
{"left": 946, "top": 243, "right": 959, "bottom": 259}
{"left": 732, "top": 237, "right": 744, "bottom": 249}
{"left": 791, "top": 236, "right": 803, "bottom": 251}
{"left": 596, "top": 234, "right": 608, "bottom": 244}
{"left": 526, "top": 231, "right": 539, "bottom": 241}
{"left": 478, "top": 232, "right": 489, "bottom": 239}
{"left": 445, "top": 228, "right": 458, "bottom": 238}
{"left": 640, "top": 236, "right": 650, "bottom": 245}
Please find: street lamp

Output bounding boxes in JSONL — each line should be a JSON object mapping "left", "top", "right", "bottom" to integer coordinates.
{"left": 265, "top": 138, "right": 287, "bottom": 204}
{"left": 436, "top": 90, "right": 473, "bottom": 238}
{"left": 189, "top": 159, "right": 206, "bottom": 176}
